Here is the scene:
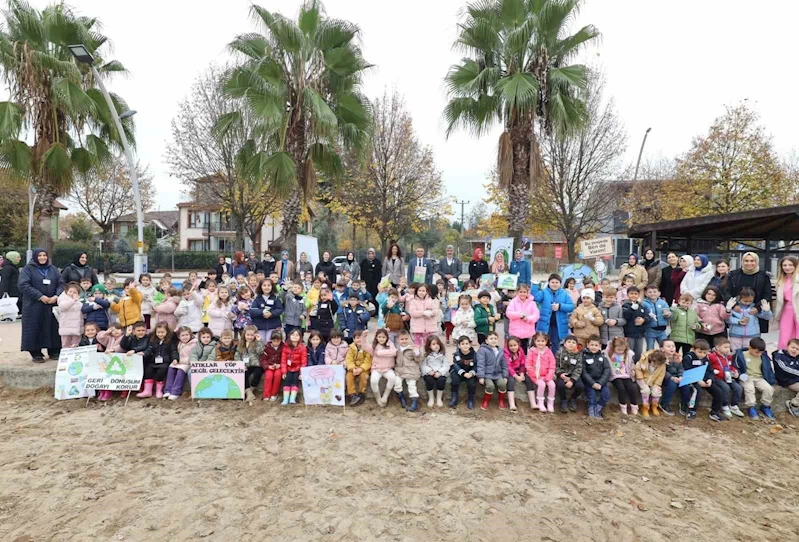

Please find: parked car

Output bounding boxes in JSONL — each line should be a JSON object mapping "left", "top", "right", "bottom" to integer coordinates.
{"left": 332, "top": 256, "right": 348, "bottom": 272}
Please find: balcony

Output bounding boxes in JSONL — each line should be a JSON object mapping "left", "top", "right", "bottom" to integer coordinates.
{"left": 196, "top": 221, "right": 235, "bottom": 235}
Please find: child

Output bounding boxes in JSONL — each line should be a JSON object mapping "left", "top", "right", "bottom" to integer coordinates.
{"left": 215, "top": 329, "right": 236, "bottom": 361}
{"left": 246, "top": 274, "right": 259, "bottom": 296}
{"left": 111, "top": 278, "right": 143, "bottom": 327}
{"left": 188, "top": 271, "right": 200, "bottom": 290}
{"left": 153, "top": 287, "right": 179, "bottom": 331}
{"left": 394, "top": 329, "right": 422, "bottom": 412}
{"left": 420, "top": 335, "right": 449, "bottom": 408}
{"left": 555, "top": 335, "right": 584, "bottom": 413}
{"left": 157, "top": 276, "right": 171, "bottom": 294}
{"left": 474, "top": 290, "right": 498, "bottom": 344}
{"left": 280, "top": 328, "right": 307, "bottom": 405}
{"left": 78, "top": 322, "right": 102, "bottom": 349}
{"left": 375, "top": 281, "right": 389, "bottom": 328}
{"left": 635, "top": 349, "right": 667, "bottom": 417}
{"left": 642, "top": 284, "right": 671, "bottom": 350}
{"left": 606, "top": 337, "right": 639, "bottom": 415}
{"left": 189, "top": 326, "right": 218, "bottom": 373}
{"left": 449, "top": 335, "right": 477, "bottom": 410}
{"left": 306, "top": 278, "right": 322, "bottom": 306}
{"left": 707, "top": 337, "right": 745, "bottom": 418}
{"left": 451, "top": 294, "right": 477, "bottom": 345}
{"left": 307, "top": 330, "right": 326, "bottom": 366}
{"left": 568, "top": 289, "right": 604, "bottom": 347}
{"left": 341, "top": 294, "right": 370, "bottom": 343}
{"left": 581, "top": 336, "right": 611, "bottom": 419}
{"left": 506, "top": 283, "right": 540, "bottom": 352}
{"left": 408, "top": 284, "right": 440, "bottom": 347}
{"left": 732, "top": 337, "right": 776, "bottom": 420}
{"left": 476, "top": 331, "right": 508, "bottom": 410}
{"left": 208, "top": 285, "right": 234, "bottom": 338}
{"left": 57, "top": 282, "right": 83, "bottom": 348}
{"left": 657, "top": 339, "right": 686, "bottom": 416}
{"left": 231, "top": 286, "right": 254, "bottom": 337}
{"left": 621, "top": 286, "right": 649, "bottom": 361}
{"left": 261, "top": 331, "right": 285, "bottom": 401}
{"left": 362, "top": 329, "right": 398, "bottom": 407}
{"left": 237, "top": 325, "right": 265, "bottom": 402}
{"left": 283, "top": 281, "right": 307, "bottom": 337}
{"left": 200, "top": 269, "right": 218, "bottom": 290}
{"left": 598, "top": 287, "right": 625, "bottom": 349}
{"left": 97, "top": 323, "right": 125, "bottom": 354}
{"left": 250, "top": 279, "right": 284, "bottom": 344}
{"left": 77, "top": 277, "right": 93, "bottom": 303}
{"left": 773, "top": 338, "right": 799, "bottom": 417}
{"left": 505, "top": 336, "right": 534, "bottom": 412}
{"left": 670, "top": 292, "right": 701, "bottom": 355}
{"left": 324, "top": 330, "right": 349, "bottom": 366}
{"left": 144, "top": 323, "right": 178, "bottom": 399}
{"left": 345, "top": 331, "right": 372, "bottom": 406}
{"left": 79, "top": 285, "right": 108, "bottom": 334}
{"left": 138, "top": 273, "right": 156, "bottom": 330}
{"left": 694, "top": 286, "right": 729, "bottom": 346}
{"left": 584, "top": 277, "right": 602, "bottom": 306}
{"left": 526, "top": 332, "right": 557, "bottom": 412}
{"left": 175, "top": 285, "right": 204, "bottom": 333}
{"left": 682, "top": 339, "right": 725, "bottom": 421}
{"left": 164, "top": 326, "right": 196, "bottom": 401}
{"left": 310, "top": 287, "right": 338, "bottom": 340}
{"left": 616, "top": 274, "right": 635, "bottom": 304}
{"left": 118, "top": 322, "right": 151, "bottom": 397}
{"left": 728, "top": 287, "right": 772, "bottom": 352}
{"left": 381, "top": 288, "right": 405, "bottom": 344}
{"left": 499, "top": 288, "right": 515, "bottom": 340}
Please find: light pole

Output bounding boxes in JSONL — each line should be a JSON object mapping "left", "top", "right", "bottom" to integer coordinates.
{"left": 26, "top": 184, "right": 37, "bottom": 264}
{"left": 68, "top": 44, "right": 147, "bottom": 280}
{"left": 633, "top": 127, "right": 652, "bottom": 182}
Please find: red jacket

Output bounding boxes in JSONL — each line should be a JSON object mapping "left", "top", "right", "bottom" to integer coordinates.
{"left": 281, "top": 344, "right": 308, "bottom": 375}
{"left": 260, "top": 342, "right": 283, "bottom": 370}
{"left": 708, "top": 351, "right": 734, "bottom": 381}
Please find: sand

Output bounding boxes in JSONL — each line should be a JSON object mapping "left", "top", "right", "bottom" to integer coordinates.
{"left": 1, "top": 388, "right": 798, "bottom": 542}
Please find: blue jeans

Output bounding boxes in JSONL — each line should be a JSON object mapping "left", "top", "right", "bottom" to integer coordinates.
{"left": 661, "top": 376, "right": 692, "bottom": 409}
{"left": 645, "top": 328, "right": 669, "bottom": 350}
{"left": 715, "top": 379, "right": 743, "bottom": 407}
{"left": 585, "top": 384, "right": 610, "bottom": 407}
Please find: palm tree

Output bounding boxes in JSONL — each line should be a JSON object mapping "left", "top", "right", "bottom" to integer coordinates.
{"left": 220, "top": 0, "right": 371, "bottom": 256}
{"left": 0, "top": 0, "right": 133, "bottom": 252}
{"left": 444, "top": 0, "right": 599, "bottom": 246}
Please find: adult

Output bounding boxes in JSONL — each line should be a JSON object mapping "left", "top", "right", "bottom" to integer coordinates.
{"left": 407, "top": 247, "right": 433, "bottom": 285}
{"left": 341, "top": 252, "right": 360, "bottom": 280}
{"left": 60, "top": 252, "right": 98, "bottom": 286}
{"left": 723, "top": 252, "right": 773, "bottom": 334}
{"left": 315, "top": 251, "right": 338, "bottom": 285}
{"left": 246, "top": 251, "right": 260, "bottom": 273}
{"left": 533, "top": 273, "right": 575, "bottom": 353}
{"left": 18, "top": 249, "right": 63, "bottom": 362}
{"left": 710, "top": 258, "right": 731, "bottom": 292}
{"left": 274, "top": 250, "right": 296, "bottom": 283}
{"left": 490, "top": 251, "right": 508, "bottom": 274}
{"left": 259, "top": 251, "right": 276, "bottom": 276}
{"left": 231, "top": 251, "right": 248, "bottom": 278}
{"left": 641, "top": 248, "right": 662, "bottom": 288}
{"left": 382, "top": 243, "right": 404, "bottom": 287}
{"left": 214, "top": 255, "right": 232, "bottom": 278}
{"left": 468, "top": 248, "right": 489, "bottom": 283}
{"left": 680, "top": 254, "right": 715, "bottom": 300}
{"left": 297, "top": 252, "right": 314, "bottom": 279}
{"left": 775, "top": 256, "right": 799, "bottom": 350}
{"left": 659, "top": 252, "right": 681, "bottom": 304}
{"left": 619, "top": 254, "right": 648, "bottom": 290}
{"left": 0, "top": 250, "right": 22, "bottom": 315}
{"left": 509, "top": 249, "right": 531, "bottom": 287}
{"left": 361, "top": 248, "right": 383, "bottom": 299}
{"left": 437, "top": 245, "right": 462, "bottom": 281}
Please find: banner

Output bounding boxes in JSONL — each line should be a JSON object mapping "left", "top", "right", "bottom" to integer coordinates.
{"left": 480, "top": 273, "right": 496, "bottom": 289}
{"left": 489, "top": 237, "right": 513, "bottom": 269}
{"left": 191, "top": 361, "right": 246, "bottom": 399}
{"left": 580, "top": 237, "right": 614, "bottom": 258}
{"left": 54, "top": 345, "right": 99, "bottom": 400}
{"left": 84, "top": 352, "right": 144, "bottom": 392}
{"left": 301, "top": 365, "right": 345, "bottom": 406}
{"left": 496, "top": 273, "right": 519, "bottom": 290}
{"left": 296, "top": 235, "right": 320, "bottom": 274}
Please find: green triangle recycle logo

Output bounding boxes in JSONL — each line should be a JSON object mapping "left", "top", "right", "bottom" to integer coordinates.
{"left": 106, "top": 356, "right": 127, "bottom": 376}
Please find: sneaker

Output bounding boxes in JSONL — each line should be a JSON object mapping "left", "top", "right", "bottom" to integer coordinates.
{"left": 560, "top": 400, "right": 568, "bottom": 413}
{"left": 760, "top": 405, "right": 775, "bottom": 420}
{"left": 568, "top": 398, "right": 578, "bottom": 412}
{"left": 659, "top": 404, "right": 675, "bottom": 416}
{"left": 679, "top": 404, "right": 687, "bottom": 416}
{"left": 747, "top": 406, "right": 759, "bottom": 420}
{"left": 709, "top": 411, "right": 725, "bottom": 422}
{"left": 729, "top": 405, "right": 744, "bottom": 417}
{"left": 163, "top": 393, "right": 172, "bottom": 400}
{"left": 721, "top": 406, "right": 732, "bottom": 419}
{"left": 786, "top": 400, "right": 799, "bottom": 417}
{"left": 686, "top": 410, "right": 697, "bottom": 420}
{"left": 168, "top": 395, "right": 179, "bottom": 401}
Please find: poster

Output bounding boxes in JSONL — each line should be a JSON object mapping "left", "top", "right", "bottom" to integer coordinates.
{"left": 301, "top": 365, "right": 345, "bottom": 406}
{"left": 489, "top": 237, "right": 513, "bottom": 269}
{"left": 448, "top": 292, "right": 461, "bottom": 309}
{"left": 413, "top": 266, "right": 427, "bottom": 284}
{"left": 296, "top": 234, "right": 320, "bottom": 273}
{"left": 580, "top": 237, "right": 614, "bottom": 258}
{"left": 679, "top": 365, "right": 708, "bottom": 387}
{"left": 190, "top": 361, "right": 246, "bottom": 399}
{"left": 54, "top": 346, "right": 99, "bottom": 400}
{"left": 480, "top": 273, "right": 496, "bottom": 288}
{"left": 497, "top": 273, "right": 519, "bottom": 290}
{"left": 84, "top": 352, "right": 144, "bottom": 392}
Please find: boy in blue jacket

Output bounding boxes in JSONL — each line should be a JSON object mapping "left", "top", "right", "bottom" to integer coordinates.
{"left": 733, "top": 337, "right": 776, "bottom": 420}
{"left": 773, "top": 338, "right": 799, "bottom": 416}
{"left": 727, "top": 287, "right": 772, "bottom": 352}
{"left": 642, "top": 284, "right": 671, "bottom": 350}
{"left": 532, "top": 274, "right": 575, "bottom": 353}
{"left": 341, "top": 294, "right": 370, "bottom": 343}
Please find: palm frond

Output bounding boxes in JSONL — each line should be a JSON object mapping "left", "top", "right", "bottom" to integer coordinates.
{"left": 52, "top": 77, "right": 96, "bottom": 116}
{"left": 71, "top": 147, "right": 92, "bottom": 173}
{"left": 298, "top": 0, "right": 321, "bottom": 36}
{"left": 260, "top": 151, "right": 297, "bottom": 196}
{"left": 443, "top": 95, "right": 501, "bottom": 138}
{"left": 228, "top": 32, "right": 270, "bottom": 60}
{"left": 548, "top": 89, "right": 586, "bottom": 135}
{"left": 0, "top": 101, "right": 24, "bottom": 139}
{"left": 314, "top": 18, "right": 359, "bottom": 50}
{"left": 40, "top": 141, "right": 72, "bottom": 190}
{"left": 212, "top": 111, "right": 243, "bottom": 141}
{"left": 500, "top": 0, "right": 526, "bottom": 27}
{"left": 548, "top": 64, "right": 587, "bottom": 90}
{"left": 551, "top": 24, "right": 600, "bottom": 62}
{"left": 496, "top": 71, "right": 539, "bottom": 113}
{"left": 84, "top": 134, "right": 112, "bottom": 165}
{"left": 0, "top": 138, "right": 31, "bottom": 177}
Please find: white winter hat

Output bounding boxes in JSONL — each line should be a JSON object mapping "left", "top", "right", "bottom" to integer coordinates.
{"left": 580, "top": 288, "right": 595, "bottom": 300}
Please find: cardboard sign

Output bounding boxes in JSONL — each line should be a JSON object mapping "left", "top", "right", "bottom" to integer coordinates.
{"left": 84, "top": 353, "right": 144, "bottom": 392}
{"left": 54, "top": 346, "right": 100, "bottom": 400}
{"left": 447, "top": 292, "right": 461, "bottom": 309}
{"left": 191, "top": 361, "right": 245, "bottom": 399}
{"left": 679, "top": 365, "right": 708, "bottom": 387}
{"left": 580, "top": 237, "right": 614, "bottom": 258}
{"left": 301, "top": 365, "right": 345, "bottom": 406}
{"left": 497, "top": 273, "right": 519, "bottom": 290}
{"left": 480, "top": 273, "right": 496, "bottom": 288}
{"left": 413, "top": 266, "right": 427, "bottom": 284}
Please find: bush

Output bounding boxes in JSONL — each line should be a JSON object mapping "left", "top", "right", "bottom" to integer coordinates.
{"left": 52, "top": 242, "right": 94, "bottom": 269}
{"left": 170, "top": 251, "right": 219, "bottom": 271}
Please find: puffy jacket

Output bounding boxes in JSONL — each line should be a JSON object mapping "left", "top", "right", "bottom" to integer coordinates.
{"left": 120, "top": 334, "right": 152, "bottom": 358}
{"left": 581, "top": 350, "right": 611, "bottom": 387}
{"left": 215, "top": 342, "right": 236, "bottom": 361}
{"left": 260, "top": 342, "right": 283, "bottom": 370}
{"left": 475, "top": 344, "right": 508, "bottom": 380}
{"left": 235, "top": 338, "right": 265, "bottom": 368}
{"left": 621, "top": 300, "right": 650, "bottom": 339}
{"left": 407, "top": 295, "right": 441, "bottom": 334}
{"left": 669, "top": 306, "right": 699, "bottom": 344}
{"left": 138, "top": 284, "right": 156, "bottom": 316}
{"left": 341, "top": 305, "right": 370, "bottom": 339}
{"left": 364, "top": 341, "right": 398, "bottom": 372}
{"left": 642, "top": 297, "right": 671, "bottom": 328}
{"left": 231, "top": 299, "right": 253, "bottom": 330}
{"left": 471, "top": 303, "right": 493, "bottom": 335}
{"left": 280, "top": 343, "right": 307, "bottom": 375}
{"left": 171, "top": 337, "right": 195, "bottom": 372}
{"left": 619, "top": 263, "right": 648, "bottom": 290}
{"left": 189, "top": 339, "right": 218, "bottom": 362}
{"left": 395, "top": 345, "right": 422, "bottom": 380}
{"left": 82, "top": 297, "right": 110, "bottom": 330}
{"left": 57, "top": 292, "right": 83, "bottom": 336}
{"left": 532, "top": 286, "right": 574, "bottom": 338}
{"left": 345, "top": 345, "right": 372, "bottom": 371}
{"left": 732, "top": 348, "right": 776, "bottom": 385}
{"left": 110, "top": 287, "right": 143, "bottom": 327}
{"left": 207, "top": 301, "right": 234, "bottom": 337}
{"left": 598, "top": 303, "right": 625, "bottom": 345}
{"left": 694, "top": 300, "right": 730, "bottom": 336}
{"left": 509, "top": 259, "right": 531, "bottom": 287}
{"left": 504, "top": 346, "right": 525, "bottom": 378}
{"left": 569, "top": 304, "right": 604, "bottom": 342}
{"left": 681, "top": 263, "right": 715, "bottom": 300}
{"left": 249, "top": 294, "right": 284, "bottom": 331}
{"left": 707, "top": 351, "right": 734, "bottom": 381}
{"left": 525, "top": 347, "right": 556, "bottom": 382}
{"left": 97, "top": 329, "right": 124, "bottom": 353}
{"left": 282, "top": 293, "right": 306, "bottom": 328}
{"left": 310, "top": 298, "right": 338, "bottom": 337}
{"left": 505, "top": 295, "right": 540, "bottom": 339}
{"left": 451, "top": 348, "right": 476, "bottom": 377}
{"left": 176, "top": 292, "right": 204, "bottom": 332}
{"left": 421, "top": 352, "right": 450, "bottom": 376}
{"left": 728, "top": 302, "right": 772, "bottom": 339}
{"left": 773, "top": 349, "right": 799, "bottom": 387}
{"left": 324, "top": 341, "right": 349, "bottom": 365}
{"left": 452, "top": 307, "right": 477, "bottom": 343}
{"left": 555, "top": 348, "right": 583, "bottom": 381}
{"left": 307, "top": 343, "right": 326, "bottom": 366}
{"left": 153, "top": 296, "right": 179, "bottom": 330}
{"left": 634, "top": 350, "right": 666, "bottom": 388}
{"left": 606, "top": 347, "right": 635, "bottom": 381}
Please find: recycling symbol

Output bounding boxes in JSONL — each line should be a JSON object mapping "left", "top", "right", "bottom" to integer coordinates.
{"left": 106, "top": 356, "right": 127, "bottom": 376}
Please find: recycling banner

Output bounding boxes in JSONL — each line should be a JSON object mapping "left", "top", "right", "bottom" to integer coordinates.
{"left": 54, "top": 346, "right": 100, "bottom": 400}
{"left": 83, "top": 352, "right": 144, "bottom": 392}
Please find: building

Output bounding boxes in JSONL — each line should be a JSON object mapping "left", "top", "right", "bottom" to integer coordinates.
{"left": 111, "top": 211, "right": 179, "bottom": 244}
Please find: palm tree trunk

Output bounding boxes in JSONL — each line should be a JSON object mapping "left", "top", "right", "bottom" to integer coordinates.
{"left": 508, "top": 115, "right": 533, "bottom": 250}
{"left": 35, "top": 185, "right": 59, "bottom": 254}
{"left": 281, "top": 190, "right": 301, "bottom": 257}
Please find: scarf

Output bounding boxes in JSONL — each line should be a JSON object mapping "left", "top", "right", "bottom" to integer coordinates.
{"left": 642, "top": 250, "right": 658, "bottom": 270}
{"left": 742, "top": 252, "right": 760, "bottom": 275}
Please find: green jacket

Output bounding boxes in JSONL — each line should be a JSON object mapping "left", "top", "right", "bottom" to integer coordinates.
{"left": 474, "top": 303, "right": 495, "bottom": 335}
{"left": 669, "top": 306, "right": 699, "bottom": 344}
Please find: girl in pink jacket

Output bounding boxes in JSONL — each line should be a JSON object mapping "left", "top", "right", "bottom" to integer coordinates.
{"left": 693, "top": 286, "right": 730, "bottom": 346}
{"left": 505, "top": 336, "right": 536, "bottom": 412}
{"left": 362, "top": 329, "right": 398, "bottom": 406}
{"left": 506, "top": 284, "right": 540, "bottom": 351}
{"left": 526, "top": 332, "right": 556, "bottom": 412}
{"left": 97, "top": 323, "right": 125, "bottom": 353}
{"left": 408, "top": 284, "right": 441, "bottom": 346}
{"left": 57, "top": 283, "right": 84, "bottom": 347}
{"left": 153, "top": 287, "right": 180, "bottom": 330}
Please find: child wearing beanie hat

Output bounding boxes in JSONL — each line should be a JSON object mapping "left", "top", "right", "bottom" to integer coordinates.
{"left": 82, "top": 283, "right": 111, "bottom": 330}
{"left": 568, "top": 288, "right": 605, "bottom": 347}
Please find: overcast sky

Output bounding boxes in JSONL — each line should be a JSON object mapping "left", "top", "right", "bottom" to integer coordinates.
{"left": 31, "top": 0, "right": 799, "bottom": 216}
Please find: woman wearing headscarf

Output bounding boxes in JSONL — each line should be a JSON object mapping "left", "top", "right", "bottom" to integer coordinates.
{"left": 468, "top": 248, "right": 489, "bottom": 283}
{"left": 490, "top": 251, "right": 508, "bottom": 274}
{"left": 680, "top": 254, "right": 715, "bottom": 300}
{"left": 60, "top": 252, "right": 98, "bottom": 286}
{"left": 509, "top": 248, "right": 531, "bottom": 287}
{"left": 274, "top": 250, "right": 296, "bottom": 283}
{"left": 0, "top": 251, "right": 22, "bottom": 315}
{"left": 723, "top": 251, "right": 773, "bottom": 334}
{"left": 341, "top": 251, "right": 360, "bottom": 280}
{"left": 297, "top": 252, "right": 314, "bottom": 279}
{"left": 619, "top": 254, "right": 648, "bottom": 290}
{"left": 18, "top": 249, "right": 64, "bottom": 362}
{"left": 641, "top": 248, "right": 662, "bottom": 288}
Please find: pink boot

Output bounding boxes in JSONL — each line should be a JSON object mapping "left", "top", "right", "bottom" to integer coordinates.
{"left": 137, "top": 379, "right": 154, "bottom": 398}
{"left": 630, "top": 404, "right": 639, "bottom": 415}
{"left": 98, "top": 390, "right": 110, "bottom": 401}
{"left": 546, "top": 397, "right": 555, "bottom": 413}
{"left": 537, "top": 397, "right": 546, "bottom": 411}
{"left": 620, "top": 403, "right": 628, "bottom": 415}
{"left": 155, "top": 381, "right": 164, "bottom": 399}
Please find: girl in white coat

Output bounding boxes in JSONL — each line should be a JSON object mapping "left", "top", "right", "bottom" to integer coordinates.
{"left": 451, "top": 294, "right": 478, "bottom": 344}
{"left": 680, "top": 254, "right": 714, "bottom": 302}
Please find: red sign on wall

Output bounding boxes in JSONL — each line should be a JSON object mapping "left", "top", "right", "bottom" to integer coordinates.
{"left": 554, "top": 246, "right": 563, "bottom": 259}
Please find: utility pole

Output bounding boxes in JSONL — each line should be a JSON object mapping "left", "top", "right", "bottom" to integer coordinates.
{"left": 456, "top": 200, "right": 470, "bottom": 234}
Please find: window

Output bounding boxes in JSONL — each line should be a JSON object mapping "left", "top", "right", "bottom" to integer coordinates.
{"left": 188, "top": 212, "right": 209, "bottom": 228}
{"left": 120, "top": 223, "right": 129, "bottom": 235}
{"left": 189, "top": 240, "right": 205, "bottom": 251}
{"left": 217, "top": 239, "right": 233, "bottom": 252}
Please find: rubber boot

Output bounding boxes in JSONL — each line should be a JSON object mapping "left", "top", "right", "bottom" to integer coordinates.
{"left": 155, "top": 381, "right": 164, "bottom": 399}
{"left": 651, "top": 399, "right": 660, "bottom": 416}
{"left": 98, "top": 390, "right": 110, "bottom": 401}
{"left": 467, "top": 389, "right": 475, "bottom": 410}
{"left": 289, "top": 389, "right": 298, "bottom": 404}
{"left": 396, "top": 391, "right": 407, "bottom": 408}
{"left": 120, "top": 391, "right": 129, "bottom": 398}
{"left": 448, "top": 389, "right": 459, "bottom": 408}
{"left": 588, "top": 405, "right": 596, "bottom": 418}
{"left": 408, "top": 397, "right": 419, "bottom": 412}
{"left": 527, "top": 390, "right": 538, "bottom": 410}
{"left": 498, "top": 391, "right": 507, "bottom": 410}
{"left": 537, "top": 397, "right": 546, "bottom": 411}
{"left": 630, "top": 404, "right": 639, "bottom": 416}
{"left": 481, "top": 393, "right": 492, "bottom": 411}
{"left": 546, "top": 397, "right": 555, "bottom": 413}
{"left": 427, "top": 390, "right": 435, "bottom": 408}
{"left": 596, "top": 404, "right": 605, "bottom": 419}
{"left": 507, "top": 391, "right": 517, "bottom": 412}
{"left": 245, "top": 388, "right": 255, "bottom": 402}
{"left": 281, "top": 388, "right": 290, "bottom": 405}
{"left": 435, "top": 389, "right": 444, "bottom": 408}
{"left": 641, "top": 403, "right": 650, "bottom": 417}
{"left": 620, "top": 403, "right": 628, "bottom": 415}
{"left": 137, "top": 379, "right": 154, "bottom": 398}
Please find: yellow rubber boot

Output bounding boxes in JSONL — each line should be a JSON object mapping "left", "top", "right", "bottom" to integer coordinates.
{"left": 641, "top": 403, "right": 650, "bottom": 417}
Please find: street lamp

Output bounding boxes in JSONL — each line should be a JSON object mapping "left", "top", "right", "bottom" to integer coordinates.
{"left": 633, "top": 127, "right": 652, "bottom": 183}
{"left": 68, "top": 44, "right": 147, "bottom": 280}
{"left": 27, "top": 184, "right": 37, "bottom": 264}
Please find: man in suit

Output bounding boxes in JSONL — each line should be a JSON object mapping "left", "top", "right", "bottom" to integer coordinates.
{"left": 437, "top": 245, "right": 462, "bottom": 281}
{"left": 407, "top": 247, "right": 433, "bottom": 285}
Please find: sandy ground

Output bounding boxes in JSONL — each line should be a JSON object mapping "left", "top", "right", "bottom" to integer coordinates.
{"left": 1, "top": 388, "right": 798, "bottom": 542}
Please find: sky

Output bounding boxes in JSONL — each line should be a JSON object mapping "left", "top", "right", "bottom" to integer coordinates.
{"left": 29, "top": 0, "right": 799, "bottom": 216}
